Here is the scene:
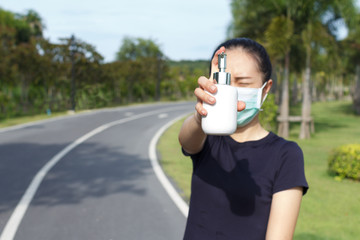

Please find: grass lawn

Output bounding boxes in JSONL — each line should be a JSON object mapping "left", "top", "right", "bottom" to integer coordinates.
{"left": 157, "top": 100, "right": 360, "bottom": 240}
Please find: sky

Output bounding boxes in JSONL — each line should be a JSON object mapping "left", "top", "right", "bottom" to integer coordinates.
{"left": 1, "top": 1, "right": 359, "bottom": 63}
{"left": 0, "top": 0, "right": 232, "bottom": 62}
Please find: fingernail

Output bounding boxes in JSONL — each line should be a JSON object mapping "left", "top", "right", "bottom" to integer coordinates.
{"left": 201, "top": 110, "right": 207, "bottom": 115}
{"left": 208, "top": 96, "right": 215, "bottom": 103}
{"left": 210, "top": 86, "right": 216, "bottom": 92}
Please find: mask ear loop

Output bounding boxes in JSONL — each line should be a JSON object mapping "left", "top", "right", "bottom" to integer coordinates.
{"left": 259, "top": 82, "right": 268, "bottom": 111}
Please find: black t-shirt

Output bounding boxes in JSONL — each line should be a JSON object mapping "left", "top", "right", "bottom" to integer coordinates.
{"left": 182, "top": 132, "right": 308, "bottom": 240}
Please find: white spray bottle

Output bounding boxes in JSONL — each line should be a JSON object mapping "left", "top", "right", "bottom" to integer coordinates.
{"left": 202, "top": 52, "right": 238, "bottom": 135}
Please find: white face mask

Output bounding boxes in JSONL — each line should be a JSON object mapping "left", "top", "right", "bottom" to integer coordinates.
{"left": 236, "top": 82, "right": 268, "bottom": 127}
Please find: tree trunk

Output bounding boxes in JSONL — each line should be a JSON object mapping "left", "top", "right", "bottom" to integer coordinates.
{"left": 300, "top": 46, "right": 312, "bottom": 139}
{"left": 311, "top": 77, "right": 317, "bottom": 102}
{"left": 353, "top": 64, "right": 360, "bottom": 115}
{"left": 338, "top": 75, "right": 344, "bottom": 100}
{"left": 291, "top": 75, "right": 298, "bottom": 105}
{"left": 278, "top": 52, "right": 290, "bottom": 138}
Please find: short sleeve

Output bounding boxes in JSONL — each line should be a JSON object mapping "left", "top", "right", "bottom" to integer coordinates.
{"left": 273, "top": 142, "right": 309, "bottom": 195}
{"left": 181, "top": 136, "right": 212, "bottom": 170}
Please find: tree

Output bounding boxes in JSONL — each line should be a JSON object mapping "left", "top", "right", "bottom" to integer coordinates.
{"left": 298, "top": 0, "right": 357, "bottom": 139}
{"left": 230, "top": 0, "right": 358, "bottom": 139}
{"left": 19, "top": 9, "right": 44, "bottom": 38}
{"left": 346, "top": 16, "right": 360, "bottom": 114}
{"left": 265, "top": 15, "right": 294, "bottom": 138}
{"left": 116, "top": 37, "right": 166, "bottom": 102}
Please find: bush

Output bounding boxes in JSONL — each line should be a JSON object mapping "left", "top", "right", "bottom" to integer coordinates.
{"left": 328, "top": 144, "right": 360, "bottom": 181}
{"left": 259, "top": 94, "right": 278, "bottom": 132}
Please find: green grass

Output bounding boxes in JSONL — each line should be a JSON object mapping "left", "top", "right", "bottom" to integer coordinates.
{"left": 0, "top": 100, "right": 181, "bottom": 129}
{"left": 157, "top": 100, "right": 360, "bottom": 240}
{"left": 157, "top": 115, "right": 193, "bottom": 203}
{"left": 0, "top": 111, "right": 70, "bottom": 129}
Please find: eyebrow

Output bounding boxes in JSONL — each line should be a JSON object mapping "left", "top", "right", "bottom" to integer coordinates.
{"left": 233, "top": 76, "right": 253, "bottom": 81}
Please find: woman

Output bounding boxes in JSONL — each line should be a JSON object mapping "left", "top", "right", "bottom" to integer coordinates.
{"left": 178, "top": 38, "right": 308, "bottom": 240}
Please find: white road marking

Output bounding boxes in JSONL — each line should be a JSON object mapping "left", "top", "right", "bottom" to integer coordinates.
{"left": 0, "top": 106, "right": 190, "bottom": 240}
{"left": 158, "top": 113, "right": 168, "bottom": 119}
{"left": 149, "top": 113, "right": 190, "bottom": 218}
{"left": 0, "top": 103, "right": 166, "bottom": 134}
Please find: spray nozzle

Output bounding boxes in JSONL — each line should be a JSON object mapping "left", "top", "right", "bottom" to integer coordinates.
{"left": 218, "top": 52, "right": 227, "bottom": 72}
{"left": 214, "top": 52, "right": 231, "bottom": 85}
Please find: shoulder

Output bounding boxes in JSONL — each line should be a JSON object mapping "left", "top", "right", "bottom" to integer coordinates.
{"left": 280, "top": 139, "right": 304, "bottom": 161}
{"left": 269, "top": 133, "right": 303, "bottom": 158}
{"left": 270, "top": 134, "right": 308, "bottom": 195}
{"left": 267, "top": 133, "right": 305, "bottom": 176}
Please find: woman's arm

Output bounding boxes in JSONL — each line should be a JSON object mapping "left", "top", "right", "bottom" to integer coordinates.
{"left": 266, "top": 187, "right": 303, "bottom": 240}
{"left": 178, "top": 75, "right": 217, "bottom": 154}
{"left": 178, "top": 47, "right": 225, "bottom": 154}
{"left": 178, "top": 111, "right": 207, "bottom": 155}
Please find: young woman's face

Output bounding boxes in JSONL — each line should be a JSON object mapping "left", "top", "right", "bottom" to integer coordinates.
{"left": 212, "top": 47, "right": 264, "bottom": 89}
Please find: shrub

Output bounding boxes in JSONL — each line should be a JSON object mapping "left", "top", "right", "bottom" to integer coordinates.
{"left": 328, "top": 144, "right": 360, "bottom": 181}
{"left": 259, "top": 94, "right": 278, "bottom": 132}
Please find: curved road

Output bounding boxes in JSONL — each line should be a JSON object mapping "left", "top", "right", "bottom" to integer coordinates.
{"left": 0, "top": 102, "right": 193, "bottom": 240}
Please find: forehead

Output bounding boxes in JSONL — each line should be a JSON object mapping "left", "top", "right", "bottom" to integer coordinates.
{"left": 225, "top": 48, "right": 260, "bottom": 76}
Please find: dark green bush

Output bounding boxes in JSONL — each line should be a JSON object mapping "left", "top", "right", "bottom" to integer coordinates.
{"left": 328, "top": 144, "right": 360, "bottom": 181}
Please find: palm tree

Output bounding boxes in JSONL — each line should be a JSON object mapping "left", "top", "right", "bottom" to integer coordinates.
{"left": 265, "top": 15, "right": 294, "bottom": 138}
{"left": 230, "top": 0, "right": 357, "bottom": 138}
{"left": 298, "top": 0, "right": 357, "bottom": 139}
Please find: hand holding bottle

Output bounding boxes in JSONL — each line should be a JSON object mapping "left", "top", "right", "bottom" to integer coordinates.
{"left": 201, "top": 50, "right": 238, "bottom": 135}
{"left": 194, "top": 47, "right": 245, "bottom": 120}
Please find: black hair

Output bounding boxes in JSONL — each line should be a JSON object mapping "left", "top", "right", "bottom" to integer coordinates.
{"left": 209, "top": 38, "right": 272, "bottom": 83}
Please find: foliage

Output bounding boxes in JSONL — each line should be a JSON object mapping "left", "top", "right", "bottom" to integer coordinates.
{"left": 328, "top": 144, "right": 360, "bottom": 181}
{"left": 259, "top": 94, "right": 278, "bottom": 132}
{"left": 230, "top": 0, "right": 359, "bottom": 138}
{"left": 265, "top": 15, "right": 294, "bottom": 59}
{"left": 0, "top": 9, "right": 208, "bottom": 120}
{"left": 116, "top": 36, "right": 163, "bottom": 60}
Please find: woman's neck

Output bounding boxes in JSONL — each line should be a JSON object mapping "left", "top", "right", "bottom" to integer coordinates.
{"left": 230, "top": 116, "right": 269, "bottom": 143}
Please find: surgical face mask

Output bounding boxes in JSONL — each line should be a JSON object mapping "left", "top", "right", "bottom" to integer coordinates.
{"left": 236, "top": 82, "right": 268, "bottom": 127}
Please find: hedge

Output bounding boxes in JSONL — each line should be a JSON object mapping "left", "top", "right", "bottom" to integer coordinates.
{"left": 328, "top": 144, "right": 360, "bottom": 181}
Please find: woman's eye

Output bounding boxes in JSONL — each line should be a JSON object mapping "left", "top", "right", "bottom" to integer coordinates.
{"left": 237, "top": 82, "right": 250, "bottom": 87}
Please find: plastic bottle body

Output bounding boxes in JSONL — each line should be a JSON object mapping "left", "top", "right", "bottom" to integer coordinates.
{"left": 202, "top": 84, "right": 238, "bottom": 135}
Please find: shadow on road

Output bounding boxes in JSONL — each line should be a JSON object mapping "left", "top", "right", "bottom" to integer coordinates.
{"left": 0, "top": 142, "right": 151, "bottom": 213}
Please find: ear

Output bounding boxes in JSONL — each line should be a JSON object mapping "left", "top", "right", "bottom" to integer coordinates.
{"left": 264, "top": 79, "right": 273, "bottom": 95}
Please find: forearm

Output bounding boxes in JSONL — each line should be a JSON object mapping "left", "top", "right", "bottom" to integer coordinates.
{"left": 178, "top": 111, "right": 207, "bottom": 154}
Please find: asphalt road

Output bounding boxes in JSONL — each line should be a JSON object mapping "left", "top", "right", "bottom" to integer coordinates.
{"left": 0, "top": 102, "right": 194, "bottom": 240}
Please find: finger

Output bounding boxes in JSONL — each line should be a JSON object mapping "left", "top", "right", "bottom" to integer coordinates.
{"left": 211, "top": 46, "right": 226, "bottom": 67}
{"left": 198, "top": 76, "right": 217, "bottom": 94}
{"left": 210, "top": 46, "right": 226, "bottom": 79}
{"left": 194, "top": 87, "right": 216, "bottom": 105}
{"left": 195, "top": 101, "right": 207, "bottom": 116}
{"left": 237, "top": 101, "right": 246, "bottom": 112}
